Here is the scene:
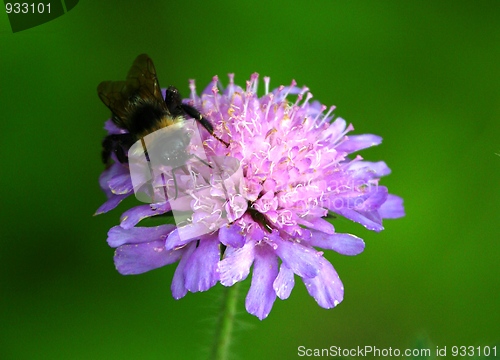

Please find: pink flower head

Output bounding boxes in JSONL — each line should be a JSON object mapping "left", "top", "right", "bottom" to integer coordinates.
{"left": 97, "top": 73, "right": 405, "bottom": 319}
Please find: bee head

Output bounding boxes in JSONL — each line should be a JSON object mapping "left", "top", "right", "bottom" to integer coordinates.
{"left": 165, "top": 86, "right": 183, "bottom": 116}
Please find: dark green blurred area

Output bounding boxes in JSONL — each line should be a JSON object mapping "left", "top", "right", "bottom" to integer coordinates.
{"left": 1, "top": 1, "right": 499, "bottom": 359}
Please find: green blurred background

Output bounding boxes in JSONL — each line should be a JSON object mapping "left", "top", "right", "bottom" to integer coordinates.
{"left": 1, "top": 1, "right": 499, "bottom": 359}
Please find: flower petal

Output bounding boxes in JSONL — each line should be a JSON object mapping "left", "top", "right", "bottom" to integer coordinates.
{"left": 309, "top": 230, "right": 365, "bottom": 256}
{"left": 107, "top": 224, "right": 175, "bottom": 248}
{"left": 171, "top": 242, "right": 196, "bottom": 299}
{"left": 379, "top": 194, "right": 405, "bottom": 219}
{"left": 219, "top": 241, "right": 255, "bottom": 286}
{"left": 183, "top": 234, "right": 220, "bottom": 293}
{"left": 104, "top": 119, "right": 126, "bottom": 135}
{"left": 348, "top": 160, "right": 391, "bottom": 177}
{"left": 336, "top": 134, "right": 382, "bottom": 153}
{"left": 95, "top": 163, "right": 132, "bottom": 214}
{"left": 273, "top": 263, "right": 295, "bottom": 300}
{"left": 120, "top": 203, "right": 172, "bottom": 229}
{"left": 361, "top": 186, "right": 388, "bottom": 211}
{"left": 272, "top": 235, "right": 321, "bottom": 279}
{"left": 219, "top": 223, "right": 245, "bottom": 248}
{"left": 164, "top": 223, "right": 208, "bottom": 250}
{"left": 302, "top": 217, "right": 335, "bottom": 234}
{"left": 245, "top": 245, "right": 279, "bottom": 320}
{"left": 334, "top": 208, "right": 384, "bottom": 232}
{"left": 114, "top": 240, "right": 181, "bottom": 275}
{"left": 302, "top": 257, "right": 343, "bottom": 309}
{"left": 94, "top": 194, "right": 128, "bottom": 215}
{"left": 108, "top": 173, "right": 133, "bottom": 195}
{"left": 99, "top": 162, "right": 128, "bottom": 192}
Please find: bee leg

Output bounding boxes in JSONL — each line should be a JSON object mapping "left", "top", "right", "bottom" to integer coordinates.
{"left": 190, "top": 154, "right": 213, "bottom": 168}
{"left": 102, "top": 133, "right": 135, "bottom": 164}
{"left": 160, "top": 173, "right": 169, "bottom": 203}
{"left": 164, "top": 86, "right": 229, "bottom": 147}
{"left": 181, "top": 103, "right": 230, "bottom": 147}
{"left": 172, "top": 168, "right": 179, "bottom": 200}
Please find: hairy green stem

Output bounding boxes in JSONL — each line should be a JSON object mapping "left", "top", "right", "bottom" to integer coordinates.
{"left": 210, "top": 283, "right": 240, "bottom": 360}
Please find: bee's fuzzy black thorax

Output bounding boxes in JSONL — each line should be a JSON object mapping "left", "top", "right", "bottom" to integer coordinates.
{"left": 128, "top": 97, "right": 172, "bottom": 137}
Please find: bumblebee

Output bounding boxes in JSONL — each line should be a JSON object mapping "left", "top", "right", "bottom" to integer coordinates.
{"left": 98, "top": 54, "right": 228, "bottom": 166}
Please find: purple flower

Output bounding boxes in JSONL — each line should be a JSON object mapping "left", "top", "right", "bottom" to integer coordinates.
{"left": 97, "top": 73, "right": 405, "bottom": 319}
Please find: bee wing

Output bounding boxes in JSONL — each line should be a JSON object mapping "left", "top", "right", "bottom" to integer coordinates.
{"left": 97, "top": 80, "right": 134, "bottom": 129}
{"left": 126, "top": 54, "right": 165, "bottom": 105}
{"left": 97, "top": 54, "right": 167, "bottom": 130}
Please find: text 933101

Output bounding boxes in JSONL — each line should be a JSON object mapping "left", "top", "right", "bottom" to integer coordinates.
{"left": 6, "top": 3, "right": 51, "bottom": 14}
